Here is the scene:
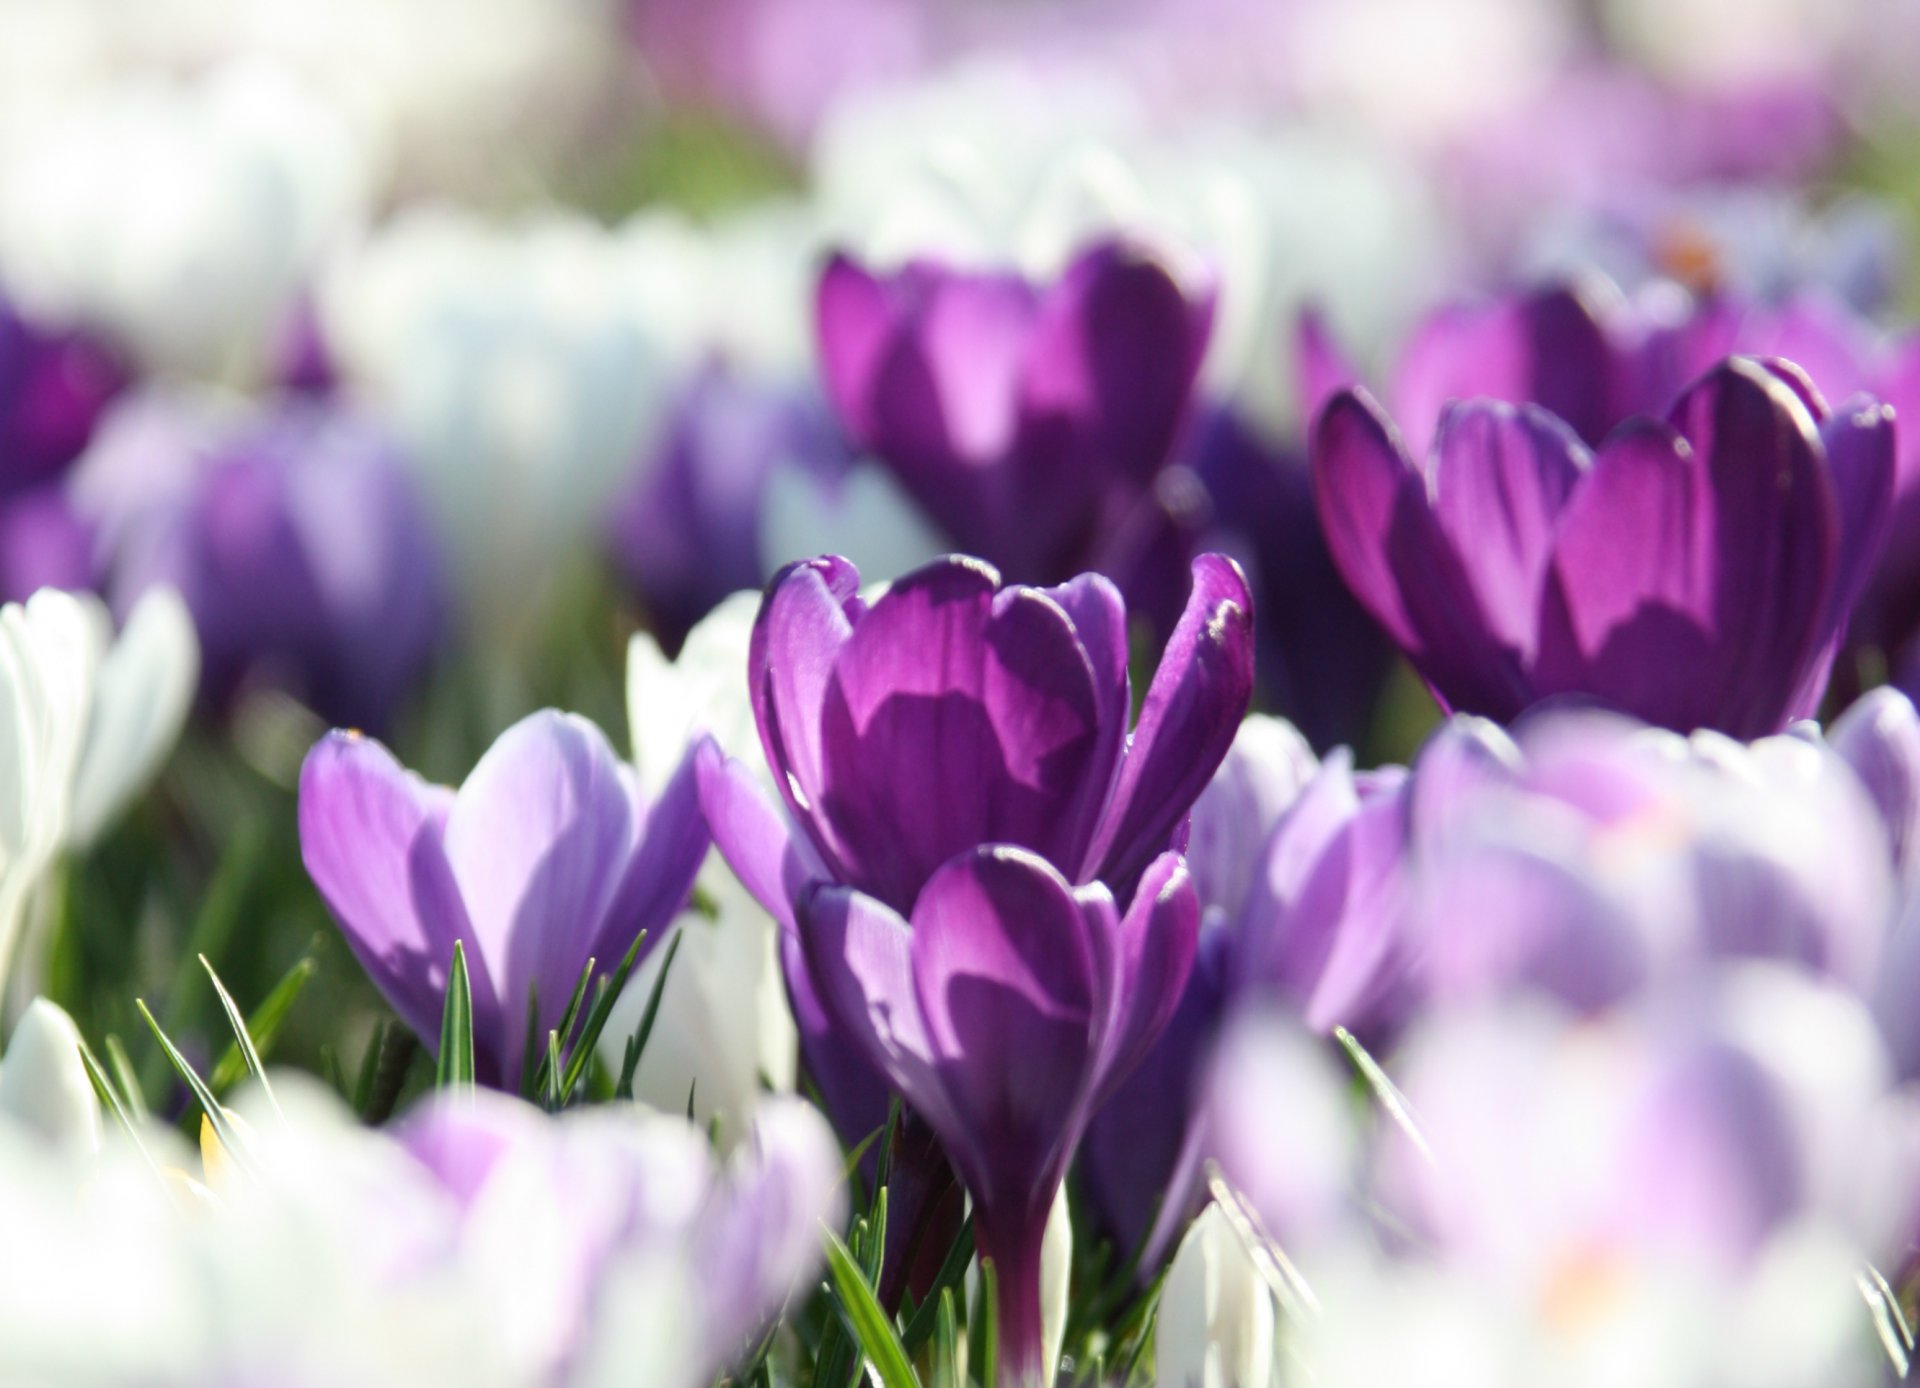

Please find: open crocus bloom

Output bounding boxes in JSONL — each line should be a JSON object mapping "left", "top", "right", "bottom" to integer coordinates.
{"left": 816, "top": 241, "right": 1216, "bottom": 586}
{"left": 1312, "top": 357, "right": 1892, "bottom": 737}
{"left": 298, "top": 709, "right": 709, "bottom": 1087}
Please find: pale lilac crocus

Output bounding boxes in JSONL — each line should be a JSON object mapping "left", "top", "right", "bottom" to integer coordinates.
{"left": 298, "top": 710, "right": 708, "bottom": 1088}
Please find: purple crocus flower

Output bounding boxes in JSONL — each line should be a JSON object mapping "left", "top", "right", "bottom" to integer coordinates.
{"left": 1311, "top": 356, "right": 1892, "bottom": 737}
{"left": 609, "top": 363, "right": 853, "bottom": 650}
{"left": 0, "top": 296, "right": 128, "bottom": 602}
{"left": 806, "top": 845, "right": 1199, "bottom": 1384}
{"left": 815, "top": 241, "right": 1216, "bottom": 603}
{"left": 298, "top": 709, "right": 709, "bottom": 1088}
{"left": 697, "top": 550, "right": 1252, "bottom": 1375}
{"left": 70, "top": 392, "right": 444, "bottom": 731}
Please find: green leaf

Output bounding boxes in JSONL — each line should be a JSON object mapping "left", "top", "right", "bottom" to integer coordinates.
{"left": 609, "top": 928, "right": 680, "bottom": 1101}
{"left": 901, "top": 1214, "right": 976, "bottom": 1352}
{"left": 103, "top": 1035, "right": 148, "bottom": 1125}
{"left": 198, "top": 956, "right": 277, "bottom": 1114}
{"left": 976, "top": 1257, "right": 1000, "bottom": 1388}
{"left": 932, "top": 1288, "right": 962, "bottom": 1388}
{"left": 560, "top": 926, "right": 665, "bottom": 1103}
{"left": 545, "top": 1030, "right": 563, "bottom": 1111}
{"left": 823, "top": 1224, "right": 920, "bottom": 1388}
{"left": 207, "top": 956, "right": 313, "bottom": 1097}
{"left": 437, "top": 941, "right": 475, "bottom": 1090}
{"left": 135, "top": 999, "right": 252, "bottom": 1173}
{"left": 75, "top": 1033, "right": 155, "bottom": 1171}
{"left": 1334, "top": 1025, "right": 1429, "bottom": 1162}
{"left": 519, "top": 984, "right": 541, "bottom": 1101}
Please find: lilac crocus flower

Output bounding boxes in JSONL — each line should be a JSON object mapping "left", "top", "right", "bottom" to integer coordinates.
{"left": 815, "top": 241, "right": 1216, "bottom": 600}
{"left": 70, "top": 391, "right": 444, "bottom": 731}
{"left": 298, "top": 709, "right": 708, "bottom": 1088}
{"left": 394, "top": 1089, "right": 843, "bottom": 1387}
{"left": 1311, "top": 356, "right": 1892, "bottom": 737}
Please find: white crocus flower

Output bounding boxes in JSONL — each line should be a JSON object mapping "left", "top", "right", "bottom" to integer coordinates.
{"left": 0, "top": 588, "right": 197, "bottom": 1007}
{"left": 0, "top": 60, "right": 368, "bottom": 383}
{"left": 0, "top": 998, "right": 100, "bottom": 1154}
{"left": 609, "top": 595, "right": 798, "bottom": 1139}
{"left": 1158, "top": 1204, "right": 1280, "bottom": 1388}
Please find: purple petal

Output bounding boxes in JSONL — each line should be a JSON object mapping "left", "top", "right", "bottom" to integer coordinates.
{"left": 441, "top": 710, "right": 636, "bottom": 1083}
{"left": 1829, "top": 687, "right": 1920, "bottom": 881}
{"left": 909, "top": 846, "right": 1102, "bottom": 1214}
{"left": 1406, "top": 715, "right": 1521, "bottom": 852}
{"left": 818, "top": 557, "right": 1113, "bottom": 911}
{"left": 694, "top": 738, "right": 826, "bottom": 935}
{"left": 1310, "top": 388, "right": 1428, "bottom": 652}
{"left": 1295, "top": 306, "right": 1360, "bottom": 426}
{"left": 1086, "top": 554, "right": 1255, "bottom": 891}
{"left": 602, "top": 744, "right": 711, "bottom": 962}
{"left": 799, "top": 880, "right": 962, "bottom": 1145}
{"left": 393, "top": 1088, "right": 543, "bottom": 1212}
{"left": 1092, "top": 852, "right": 1200, "bottom": 1102}
{"left": 1428, "top": 401, "right": 1588, "bottom": 658}
{"left": 298, "top": 730, "right": 474, "bottom": 1052}
{"left": 1535, "top": 419, "right": 1721, "bottom": 729}
{"left": 1019, "top": 241, "right": 1214, "bottom": 487}
{"left": 749, "top": 555, "right": 865, "bottom": 879}
{"left": 780, "top": 931, "right": 893, "bottom": 1154}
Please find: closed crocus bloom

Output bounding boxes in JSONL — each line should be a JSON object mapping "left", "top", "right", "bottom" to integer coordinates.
{"left": 298, "top": 709, "right": 709, "bottom": 1087}
{"left": 72, "top": 389, "right": 442, "bottom": 732}
{"left": 816, "top": 241, "right": 1216, "bottom": 591}
{"left": 1157, "top": 1203, "right": 1278, "bottom": 1388}
{"left": 804, "top": 845, "right": 1200, "bottom": 1385}
{"left": 1827, "top": 687, "right": 1920, "bottom": 887}
{"left": 0, "top": 998, "right": 99, "bottom": 1154}
{"left": 1312, "top": 357, "right": 1892, "bottom": 737}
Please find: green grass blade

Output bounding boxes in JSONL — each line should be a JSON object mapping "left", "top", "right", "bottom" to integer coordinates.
{"left": 136, "top": 999, "right": 252, "bottom": 1173}
{"left": 436, "top": 941, "right": 475, "bottom": 1090}
{"left": 977, "top": 1258, "right": 999, "bottom": 1388}
{"left": 545, "top": 1030, "right": 563, "bottom": 1111}
{"left": 103, "top": 1035, "right": 148, "bottom": 1124}
{"left": 901, "top": 1213, "right": 976, "bottom": 1352}
{"left": 75, "top": 1034, "right": 154, "bottom": 1170}
{"left": 607, "top": 928, "right": 680, "bottom": 1101}
{"left": 560, "top": 926, "right": 661, "bottom": 1103}
{"left": 207, "top": 956, "right": 314, "bottom": 1097}
{"left": 198, "top": 956, "right": 277, "bottom": 1114}
{"left": 933, "top": 1288, "right": 961, "bottom": 1388}
{"left": 519, "top": 984, "right": 541, "bottom": 1101}
{"left": 824, "top": 1225, "right": 920, "bottom": 1388}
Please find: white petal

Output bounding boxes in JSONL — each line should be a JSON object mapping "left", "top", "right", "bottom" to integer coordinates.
{"left": 68, "top": 586, "right": 199, "bottom": 849}
{"left": 0, "top": 998, "right": 100, "bottom": 1154}
{"left": 1157, "top": 1204, "right": 1278, "bottom": 1388}
{"left": 624, "top": 590, "right": 760, "bottom": 798}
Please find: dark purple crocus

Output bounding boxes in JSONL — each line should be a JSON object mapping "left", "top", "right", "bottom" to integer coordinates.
{"left": 70, "top": 392, "right": 444, "bottom": 731}
{"left": 815, "top": 241, "right": 1216, "bottom": 598}
{"left": 1311, "top": 356, "right": 1892, "bottom": 738}
{"left": 609, "top": 362, "right": 853, "bottom": 650}
{"left": 697, "top": 550, "right": 1252, "bottom": 1373}
{"left": 298, "top": 709, "right": 709, "bottom": 1088}
{"left": 0, "top": 295, "right": 128, "bottom": 601}
{"left": 805, "top": 846, "right": 1198, "bottom": 1384}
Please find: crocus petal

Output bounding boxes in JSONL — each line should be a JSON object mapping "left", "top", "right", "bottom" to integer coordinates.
{"left": 1536, "top": 419, "right": 1720, "bottom": 728}
{"left": 799, "top": 880, "right": 962, "bottom": 1145}
{"left": 1296, "top": 306, "right": 1361, "bottom": 425}
{"left": 1092, "top": 851, "right": 1200, "bottom": 1103}
{"left": 441, "top": 710, "right": 636, "bottom": 1080}
{"left": 815, "top": 254, "right": 901, "bottom": 450}
{"left": 298, "top": 730, "right": 472, "bottom": 1050}
{"left": 0, "top": 998, "right": 99, "bottom": 1153}
{"left": 909, "top": 846, "right": 1102, "bottom": 1212}
{"left": 694, "top": 738, "right": 826, "bottom": 936}
{"left": 818, "top": 557, "right": 1111, "bottom": 911}
{"left": 749, "top": 555, "right": 864, "bottom": 879}
{"left": 1310, "top": 388, "right": 1428, "bottom": 652}
{"left": 1086, "top": 554, "right": 1255, "bottom": 890}
{"left": 394, "top": 1087, "right": 546, "bottom": 1212}
{"left": 1829, "top": 687, "right": 1920, "bottom": 882}
{"left": 1406, "top": 715, "right": 1521, "bottom": 851}
{"left": 1428, "top": 401, "right": 1587, "bottom": 659}
{"left": 67, "top": 587, "right": 199, "bottom": 849}
{"left": 1155, "top": 1204, "right": 1277, "bottom": 1388}
{"left": 602, "top": 746, "right": 710, "bottom": 965}
{"left": 1020, "top": 242, "right": 1214, "bottom": 486}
